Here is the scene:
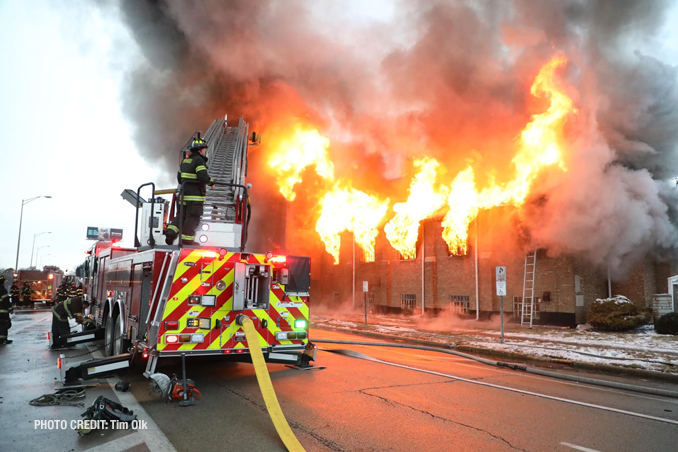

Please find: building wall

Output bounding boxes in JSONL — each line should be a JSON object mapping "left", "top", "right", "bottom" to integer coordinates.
{"left": 309, "top": 205, "right": 674, "bottom": 326}
{"left": 655, "top": 262, "right": 672, "bottom": 294}
{"left": 611, "top": 258, "right": 655, "bottom": 308}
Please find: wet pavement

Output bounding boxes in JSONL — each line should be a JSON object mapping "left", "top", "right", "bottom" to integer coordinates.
{"left": 0, "top": 309, "right": 171, "bottom": 452}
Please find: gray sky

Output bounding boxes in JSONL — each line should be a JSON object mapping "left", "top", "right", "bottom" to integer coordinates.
{"left": 0, "top": 0, "right": 157, "bottom": 272}
{"left": 0, "top": 0, "right": 677, "bottom": 273}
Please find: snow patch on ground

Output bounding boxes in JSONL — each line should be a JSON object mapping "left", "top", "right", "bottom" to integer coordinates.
{"left": 312, "top": 313, "right": 678, "bottom": 374}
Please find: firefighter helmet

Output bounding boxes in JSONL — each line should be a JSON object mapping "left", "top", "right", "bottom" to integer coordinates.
{"left": 190, "top": 138, "right": 208, "bottom": 151}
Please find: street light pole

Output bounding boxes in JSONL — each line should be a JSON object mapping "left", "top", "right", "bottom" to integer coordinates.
{"left": 35, "top": 245, "right": 50, "bottom": 270}
{"left": 39, "top": 254, "right": 51, "bottom": 269}
{"left": 14, "top": 196, "right": 52, "bottom": 271}
{"left": 30, "top": 231, "right": 52, "bottom": 268}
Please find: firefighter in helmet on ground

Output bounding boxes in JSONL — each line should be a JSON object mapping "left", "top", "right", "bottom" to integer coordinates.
{"left": 50, "top": 295, "right": 90, "bottom": 349}
{"left": 21, "top": 282, "right": 32, "bottom": 307}
{"left": 55, "top": 281, "right": 68, "bottom": 304}
{"left": 165, "top": 137, "right": 215, "bottom": 245}
{"left": 10, "top": 280, "right": 20, "bottom": 306}
{"left": 0, "top": 276, "right": 14, "bottom": 344}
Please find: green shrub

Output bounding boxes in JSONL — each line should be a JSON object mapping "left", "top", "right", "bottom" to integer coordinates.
{"left": 654, "top": 312, "right": 678, "bottom": 335}
{"left": 588, "top": 296, "right": 648, "bottom": 332}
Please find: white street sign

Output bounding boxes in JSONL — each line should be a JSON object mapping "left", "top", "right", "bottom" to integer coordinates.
{"left": 363, "top": 281, "right": 368, "bottom": 292}
{"left": 496, "top": 266, "right": 506, "bottom": 282}
{"left": 496, "top": 281, "right": 507, "bottom": 296}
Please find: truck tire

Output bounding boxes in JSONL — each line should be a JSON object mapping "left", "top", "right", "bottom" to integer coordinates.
{"left": 113, "top": 315, "right": 130, "bottom": 356}
{"left": 104, "top": 315, "right": 114, "bottom": 357}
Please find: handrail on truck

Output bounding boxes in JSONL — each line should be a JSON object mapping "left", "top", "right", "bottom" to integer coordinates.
{"left": 133, "top": 182, "right": 156, "bottom": 248}
{"left": 178, "top": 180, "right": 250, "bottom": 251}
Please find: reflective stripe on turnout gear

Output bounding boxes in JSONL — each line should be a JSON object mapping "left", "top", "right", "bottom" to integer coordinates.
{"left": 63, "top": 298, "right": 73, "bottom": 319}
{"left": 181, "top": 173, "right": 198, "bottom": 179}
{"left": 167, "top": 224, "right": 179, "bottom": 233}
{"left": 51, "top": 306, "right": 65, "bottom": 322}
{"left": 181, "top": 235, "right": 194, "bottom": 240}
{"left": 0, "top": 310, "right": 8, "bottom": 314}
{"left": 183, "top": 195, "right": 206, "bottom": 202}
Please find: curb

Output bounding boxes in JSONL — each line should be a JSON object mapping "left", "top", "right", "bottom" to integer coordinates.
{"left": 313, "top": 324, "right": 678, "bottom": 383}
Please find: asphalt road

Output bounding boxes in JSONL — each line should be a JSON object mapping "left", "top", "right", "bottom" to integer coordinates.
{"left": 2, "top": 310, "right": 678, "bottom": 452}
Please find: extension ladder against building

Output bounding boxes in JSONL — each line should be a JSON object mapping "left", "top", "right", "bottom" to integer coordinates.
{"left": 521, "top": 250, "right": 537, "bottom": 327}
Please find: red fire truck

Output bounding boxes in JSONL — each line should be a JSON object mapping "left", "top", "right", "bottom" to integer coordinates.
{"left": 59, "top": 116, "right": 315, "bottom": 384}
{"left": 15, "top": 267, "right": 63, "bottom": 305}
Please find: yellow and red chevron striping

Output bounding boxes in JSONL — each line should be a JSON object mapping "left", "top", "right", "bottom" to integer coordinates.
{"left": 157, "top": 249, "right": 310, "bottom": 353}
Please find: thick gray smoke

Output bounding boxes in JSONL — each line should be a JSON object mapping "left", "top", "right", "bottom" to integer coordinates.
{"left": 110, "top": 0, "right": 678, "bottom": 274}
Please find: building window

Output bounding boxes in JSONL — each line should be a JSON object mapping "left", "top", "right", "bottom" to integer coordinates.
{"left": 447, "top": 244, "right": 471, "bottom": 258}
{"left": 397, "top": 250, "right": 417, "bottom": 261}
{"left": 449, "top": 295, "right": 470, "bottom": 314}
{"left": 401, "top": 293, "right": 416, "bottom": 310}
{"left": 512, "top": 296, "right": 540, "bottom": 319}
{"left": 365, "top": 292, "right": 375, "bottom": 308}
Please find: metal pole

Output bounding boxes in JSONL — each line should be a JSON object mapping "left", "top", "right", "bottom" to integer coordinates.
{"left": 36, "top": 246, "right": 49, "bottom": 269}
{"left": 14, "top": 201, "right": 24, "bottom": 271}
{"left": 364, "top": 291, "right": 367, "bottom": 325}
{"left": 30, "top": 234, "right": 37, "bottom": 268}
{"left": 352, "top": 234, "right": 355, "bottom": 309}
{"left": 14, "top": 196, "right": 51, "bottom": 271}
{"left": 30, "top": 232, "right": 51, "bottom": 268}
{"left": 500, "top": 295, "right": 505, "bottom": 344}
{"left": 421, "top": 222, "right": 425, "bottom": 315}
{"left": 475, "top": 218, "right": 479, "bottom": 320}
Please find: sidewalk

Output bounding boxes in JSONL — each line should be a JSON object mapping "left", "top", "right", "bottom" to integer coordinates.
{"left": 311, "top": 311, "right": 678, "bottom": 381}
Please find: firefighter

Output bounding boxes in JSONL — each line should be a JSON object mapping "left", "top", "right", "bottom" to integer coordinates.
{"left": 50, "top": 296, "right": 90, "bottom": 349}
{"left": 165, "top": 138, "right": 215, "bottom": 245}
{"left": 55, "top": 282, "right": 67, "bottom": 304}
{"left": 0, "top": 276, "right": 14, "bottom": 344}
{"left": 21, "top": 282, "right": 32, "bottom": 307}
{"left": 10, "top": 281, "right": 20, "bottom": 306}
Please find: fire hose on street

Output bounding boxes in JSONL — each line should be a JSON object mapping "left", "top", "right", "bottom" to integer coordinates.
{"left": 236, "top": 314, "right": 305, "bottom": 452}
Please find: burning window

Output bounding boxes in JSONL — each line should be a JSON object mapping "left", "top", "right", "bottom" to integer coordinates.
{"left": 397, "top": 251, "right": 416, "bottom": 261}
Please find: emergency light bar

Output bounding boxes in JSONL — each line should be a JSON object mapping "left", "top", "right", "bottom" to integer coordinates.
{"left": 164, "top": 334, "right": 205, "bottom": 344}
{"left": 275, "top": 331, "right": 308, "bottom": 341}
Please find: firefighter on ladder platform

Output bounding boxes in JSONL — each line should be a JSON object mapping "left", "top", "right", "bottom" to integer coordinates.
{"left": 50, "top": 296, "right": 89, "bottom": 349}
{"left": 164, "top": 137, "right": 214, "bottom": 246}
{"left": 0, "top": 276, "right": 14, "bottom": 344}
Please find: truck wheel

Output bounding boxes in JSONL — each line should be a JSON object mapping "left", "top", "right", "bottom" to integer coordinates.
{"left": 104, "top": 315, "right": 114, "bottom": 357}
{"left": 113, "top": 315, "right": 130, "bottom": 355}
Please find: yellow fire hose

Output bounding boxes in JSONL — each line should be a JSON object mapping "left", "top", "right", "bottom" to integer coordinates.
{"left": 238, "top": 315, "right": 305, "bottom": 452}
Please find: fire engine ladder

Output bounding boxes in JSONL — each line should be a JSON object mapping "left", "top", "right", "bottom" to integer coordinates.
{"left": 201, "top": 116, "right": 249, "bottom": 225}
{"left": 521, "top": 250, "right": 537, "bottom": 328}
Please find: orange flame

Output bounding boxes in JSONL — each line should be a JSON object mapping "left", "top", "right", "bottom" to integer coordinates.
{"left": 267, "top": 54, "right": 576, "bottom": 263}
{"left": 441, "top": 53, "right": 574, "bottom": 255}
{"left": 384, "top": 158, "right": 448, "bottom": 259}
{"left": 441, "top": 167, "right": 478, "bottom": 255}
{"left": 316, "top": 184, "right": 389, "bottom": 264}
{"left": 267, "top": 124, "right": 334, "bottom": 201}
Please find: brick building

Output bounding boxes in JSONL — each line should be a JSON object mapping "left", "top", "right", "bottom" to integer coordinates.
{"left": 307, "top": 205, "right": 675, "bottom": 327}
